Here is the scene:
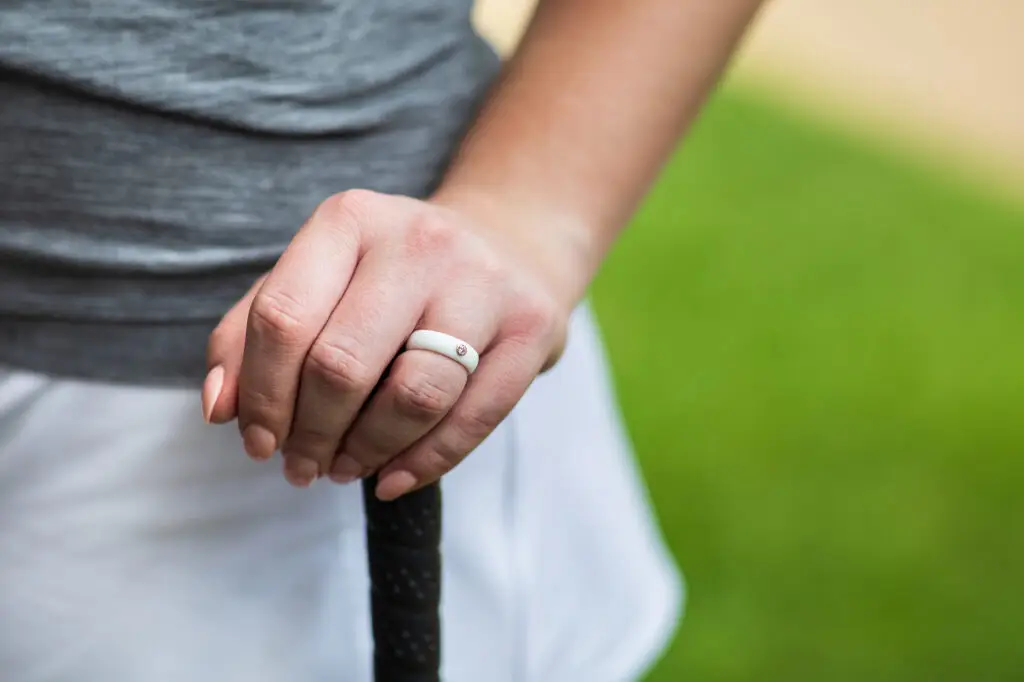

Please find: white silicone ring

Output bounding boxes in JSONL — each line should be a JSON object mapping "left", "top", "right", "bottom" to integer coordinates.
{"left": 405, "top": 329, "right": 480, "bottom": 374}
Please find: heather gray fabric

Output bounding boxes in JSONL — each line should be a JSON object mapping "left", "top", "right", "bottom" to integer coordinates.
{"left": 0, "top": 1, "right": 501, "bottom": 384}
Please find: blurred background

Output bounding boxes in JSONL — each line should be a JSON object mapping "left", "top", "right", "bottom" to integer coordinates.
{"left": 476, "top": 2, "right": 1023, "bottom": 681}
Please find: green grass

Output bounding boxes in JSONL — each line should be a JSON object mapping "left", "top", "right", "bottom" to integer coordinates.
{"left": 590, "top": 87, "right": 1024, "bottom": 682}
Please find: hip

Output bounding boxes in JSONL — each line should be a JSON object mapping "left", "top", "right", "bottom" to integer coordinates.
{"left": 0, "top": 305, "right": 681, "bottom": 681}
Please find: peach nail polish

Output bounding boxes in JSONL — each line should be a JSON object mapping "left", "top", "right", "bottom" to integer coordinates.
{"left": 201, "top": 365, "right": 225, "bottom": 423}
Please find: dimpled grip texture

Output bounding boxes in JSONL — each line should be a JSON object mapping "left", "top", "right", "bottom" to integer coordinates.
{"left": 363, "top": 475, "right": 442, "bottom": 682}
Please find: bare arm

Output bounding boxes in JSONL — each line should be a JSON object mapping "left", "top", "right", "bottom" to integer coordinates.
{"left": 208, "top": 0, "right": 767, "bottom": 496}
{"left": 435, "top": 0, "right": 766, "bottom": 309}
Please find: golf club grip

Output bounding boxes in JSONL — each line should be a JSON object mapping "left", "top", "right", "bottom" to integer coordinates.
{"left": 363, "top": 475, "right": 442, "bottom": 682}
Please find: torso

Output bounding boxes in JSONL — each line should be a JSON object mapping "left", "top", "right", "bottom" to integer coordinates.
{"left": 0, "top": 0, "right": 499, "bottom": 383}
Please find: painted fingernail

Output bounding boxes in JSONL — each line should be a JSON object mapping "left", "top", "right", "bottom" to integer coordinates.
{"left": 242, "top": 424, "right": 277, "bottom": 461}
{"left": 376, "top": 470, "right": 418, "bottom": 501}
{"left": 329, "top": 455, "right": 363, "bottom": 484}
{"left": 201, "top": 365, "right": 224, "bottom": 424}
{"left": 284, "top": 458, "right": 320, "bottom": 488}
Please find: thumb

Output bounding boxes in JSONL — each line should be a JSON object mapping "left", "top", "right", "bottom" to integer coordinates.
{"left": 202, "top": 275, "right": 266, "bottom": 424}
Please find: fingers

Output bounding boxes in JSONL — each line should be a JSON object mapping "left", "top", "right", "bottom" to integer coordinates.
{"left": 374, "top": 337, "right": 545, "bottom": 501}
{"left": 280, "top": 246, "right": 435, "bottom": 485}
{"left": 235, "top": 194, "right": 365, "bottom": 462}
{"left": 204, "top": 189, "right": 570, "bottom": 495}
{"left": 203, "top": 276, "right": 264, "bottom": 424}
{"left": 329, "top": 300, "right": 498, "bottom": 483}
{"left": 327, "top": 352, "right": 465, "bottom": 483}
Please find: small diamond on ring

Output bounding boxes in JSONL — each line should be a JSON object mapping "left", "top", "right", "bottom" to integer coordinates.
{"left": 455, "top": 343, "right": 468, "bottom": 357}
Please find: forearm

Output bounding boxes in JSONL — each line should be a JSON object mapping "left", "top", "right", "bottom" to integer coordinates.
{"left": 434, "top": 0, "right": 764, "bottom": 307}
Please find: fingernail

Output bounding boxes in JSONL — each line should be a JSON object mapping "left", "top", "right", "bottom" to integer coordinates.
{"left": 376, "top": 470, "right": 418, "bottom": 501}
{"left": 201, "top": 365, "right": 225, "bottom": 424}
{"left": 242, "top": 424, "right": 277, "bottom": 461}
{"left": 284, "top": 458, "right": 320, "bottom": 488}
{"left": 328, "top": 455, "right": 363, "bottom": 484}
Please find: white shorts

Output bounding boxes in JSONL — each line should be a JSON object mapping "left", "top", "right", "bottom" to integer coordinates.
{"left": 0, "top": 306, "right": 681, "bottom": 682}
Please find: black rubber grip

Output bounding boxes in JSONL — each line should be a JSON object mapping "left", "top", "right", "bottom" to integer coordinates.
{"left": 363, "top": 475, "right": 442, "bottom": 682}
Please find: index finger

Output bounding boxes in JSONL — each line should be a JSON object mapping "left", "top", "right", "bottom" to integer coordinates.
{"left": 236, "top": 192, "right": 371, "bottom": 460}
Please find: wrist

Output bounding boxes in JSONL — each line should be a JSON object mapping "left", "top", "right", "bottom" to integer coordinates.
{"left": 430, "top": 185, "right": 600, "bottom": 313}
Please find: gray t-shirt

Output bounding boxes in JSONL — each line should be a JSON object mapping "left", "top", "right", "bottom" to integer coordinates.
{"left": 0, "top": 1, "right": 500, "bottom": 383}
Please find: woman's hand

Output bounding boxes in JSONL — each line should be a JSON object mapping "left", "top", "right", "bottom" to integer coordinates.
{"left": 201, "top": 0, "right": 765, "bottom": 498}
{"left": 203, "top": 189, "right": 578, "bottom": 500}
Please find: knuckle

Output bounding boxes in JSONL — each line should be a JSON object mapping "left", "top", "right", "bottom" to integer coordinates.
{"left": 343, "top": 434, "right": 397, "bottom": 473}
{"left": 421, "top": 447, "right": 457, "bottom": 477}
{"left": 241, "top": 384, "right": 277, "bottom": 413}
{"left": 313, "top": 189, "right": 379, "bottom": 243}
{"left": 286, "top": 426, "right": 338, "bottom": 454}
{"left": 403, "top": 212, "right": 456, "bottom": 255}
{"left": 248, "top": 291, "right": 308, "bottom": 345}
{"left": 478, "top": 251, "right": 506, "bottom": 282}
{"left": 508, "top": 288, "right": 561, "bottom": 339}
{"left": 453, "top": 405, "right": 505, "bottom": 442}
{"left": 391, "top": 374, "right": 456, "bottom": 421}
{"left": 305, "top": 338, "right": 375, "bottom": 394}
{"left": 338, "top": 432, "right": 377, "bottom": 464}
{"left": 320, "top": 188, "right": 379, "bottom": 223}
{"left": 237, "top": 391, "right": 286, "bottom": 438}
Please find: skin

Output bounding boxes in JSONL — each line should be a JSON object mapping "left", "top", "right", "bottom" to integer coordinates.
{"left": 202, "top": 0, "right": 766, "bottom": 500}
